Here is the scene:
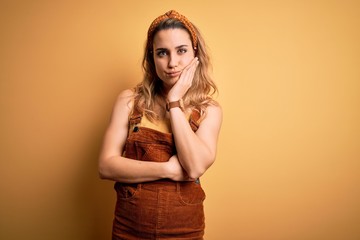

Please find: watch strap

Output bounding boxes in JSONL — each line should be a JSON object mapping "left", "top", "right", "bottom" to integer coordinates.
{"left": 166, "top": 99, "right": 183, "bottom": 111}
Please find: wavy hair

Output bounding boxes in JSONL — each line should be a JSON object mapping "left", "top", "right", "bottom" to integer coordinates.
{"left": 135, "top": 16, "right": 218, "bottom": 121}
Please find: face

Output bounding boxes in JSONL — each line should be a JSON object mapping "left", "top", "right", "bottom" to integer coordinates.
{"left": 152, "top": 28, "right": 195, "bottom": 90}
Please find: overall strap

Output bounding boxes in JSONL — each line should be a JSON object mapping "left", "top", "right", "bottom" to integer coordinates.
{"left": 129, "top": 96, "right": 203, "bottom": 132}
{"left": 129, "top": 96, "right": 142, "bottom": 125}
{"left": 189, "top": 107, "right": 202, "bottom": 132}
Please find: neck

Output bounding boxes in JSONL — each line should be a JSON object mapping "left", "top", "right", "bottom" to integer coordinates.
{"left": 158, "top": 84, "right": 170, "bottom": 99}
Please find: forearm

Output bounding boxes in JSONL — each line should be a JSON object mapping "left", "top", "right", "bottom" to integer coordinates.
{"left": 169, "top": 108, "right": 214, "bottom": 179}
{"left": 99, "top": 156, "right": 169, "bottom": 183}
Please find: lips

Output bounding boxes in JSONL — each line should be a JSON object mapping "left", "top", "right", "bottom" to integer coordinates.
{"left": 166, "top": 71, "right": 181, "bottom": 78}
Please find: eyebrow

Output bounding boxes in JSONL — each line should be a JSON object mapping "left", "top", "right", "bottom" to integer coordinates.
{"left": 155, "top": 45, "right": 189, "bottom": 51}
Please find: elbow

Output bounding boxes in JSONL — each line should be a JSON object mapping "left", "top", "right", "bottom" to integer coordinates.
{"left": 187, "top": 156, "right": 216, "bottom": 179}
{"left": 98, "top": 166, "right": 107, "bottom": 180}
{"left": 187, "top": 163, "right": 209, "bottom": 180}
{"left": 98, "top": 159, "right": 111, "bottom": 180}
{"left": 188, "top": 170, "right": 204, "bottom": 180}
{"left": 98, "top": 169, "right": 107, "bottom": 180}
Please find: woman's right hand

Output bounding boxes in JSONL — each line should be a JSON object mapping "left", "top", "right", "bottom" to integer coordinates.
{"left": 166, "top": 155, "right": 194, "bottom": 181}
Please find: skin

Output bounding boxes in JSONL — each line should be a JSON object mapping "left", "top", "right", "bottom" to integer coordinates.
{"left": 153, "top": 28, "right": 199, "bottom": 98}
{"left": 98, "top": 28, "right": 222, "bottom": 183}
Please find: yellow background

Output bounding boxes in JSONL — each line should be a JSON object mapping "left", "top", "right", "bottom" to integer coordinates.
{"left": 1, "top": 0, "right": 359, "bottom": 239}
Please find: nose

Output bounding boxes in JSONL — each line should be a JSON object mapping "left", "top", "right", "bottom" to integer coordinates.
{"left": 168, "top": 53, "right": 178, "bottom": 68}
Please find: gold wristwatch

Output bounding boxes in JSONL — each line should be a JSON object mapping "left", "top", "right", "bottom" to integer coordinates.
{"left": 166, "top": 99, "right": 184, "bottom": 111}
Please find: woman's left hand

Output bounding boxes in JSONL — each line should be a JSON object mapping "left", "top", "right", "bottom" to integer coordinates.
{"left": 167, "top": 57, "right": 199, "bottom": 102}
{"left": 166, "top": 155, "right": 194, "bottom": 181}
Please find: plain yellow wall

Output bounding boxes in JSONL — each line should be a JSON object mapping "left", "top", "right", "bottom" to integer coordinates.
{"left": 1, "top": 1, "right": 359, "bottom": 239}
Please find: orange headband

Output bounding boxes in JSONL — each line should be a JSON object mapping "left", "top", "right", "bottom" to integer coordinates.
{"left": 147, "top": 10, "right": 198, "bottom": 50}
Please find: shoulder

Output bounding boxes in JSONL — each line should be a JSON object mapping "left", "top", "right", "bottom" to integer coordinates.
{"left": 195, "top": 103, "right": 222, "bottom": 140}
{"left": 204, "top": 103, "right": 222, "bottom": 122}
{"left": 114, "top": 88, "right": 136, "bottom": 110}
{"left": 200, "top": 99, "right": 222, "bottom": 118}
{"left": 189, "top": 103, "right": 222, "bottom": 132}
{"left": 116, "top": 88, "right": 136, "bottom": 102}
{"left": 110, "top": 88, "right": 136, "bottom": 123}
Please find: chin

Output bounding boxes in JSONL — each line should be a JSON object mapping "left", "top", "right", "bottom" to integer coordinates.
{"left": 166, "top": 76, "right": 179, "bottom": 83}
{"left": 162, "top": 79, "right": 177, "bottom": 89}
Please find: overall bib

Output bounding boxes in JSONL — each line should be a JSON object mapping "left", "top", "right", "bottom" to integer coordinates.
{"left": 112, "top": 104, "right": 206, "bottom": 240}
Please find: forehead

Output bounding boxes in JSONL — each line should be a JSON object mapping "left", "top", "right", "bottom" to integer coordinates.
{"left": 153, "top": 28, "right": 192, "bottom": 48}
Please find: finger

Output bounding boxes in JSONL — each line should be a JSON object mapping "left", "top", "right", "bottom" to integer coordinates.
{"left": 182, "top": 57, "right": 198, "bottom": 73}
{"left": 181, "top": 58, "right": 199, "bottom": 80}
{"left": 168, "top": 58, "right": 199, "bottom": 100}
{"left": 184, "top": 59, "right": 199, "bottom": 82}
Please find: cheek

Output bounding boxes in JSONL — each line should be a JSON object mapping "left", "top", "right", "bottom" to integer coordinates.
{"left": 153, "top": 59, "right": 163, "bottom": 73}
{"left": 179, "top": 56, "right": 190, "bottom": 66}
{"left": 182, "top": 52, "right": 196, "bottom": 65}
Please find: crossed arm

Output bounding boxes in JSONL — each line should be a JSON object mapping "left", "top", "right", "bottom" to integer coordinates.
{"left": 98, "top": 89, "right": 222, "bottom": 183}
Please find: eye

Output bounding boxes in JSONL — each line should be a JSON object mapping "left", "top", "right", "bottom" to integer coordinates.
{"left": 178, "top": 48, "right": 187, "bottom": 54}
{"left": 156, "top": 50, "right": 167, "bottom": 57}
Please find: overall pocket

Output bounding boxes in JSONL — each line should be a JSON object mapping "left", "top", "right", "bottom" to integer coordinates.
{"left": 177, "top": 181, "right": 206, "bottom": 205}
{"left": 114, "top": 182, "right": 140, "bottom": 201}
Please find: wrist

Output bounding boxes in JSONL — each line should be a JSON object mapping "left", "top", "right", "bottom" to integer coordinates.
{"left": 166, "top": 98, "right": 184, "bottom": 111}
{"left": 162, "top": 161, "right": 173, "bottom": 179}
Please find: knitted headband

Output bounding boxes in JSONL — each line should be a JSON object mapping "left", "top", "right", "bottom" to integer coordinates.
{"left": 147, "top": 10, "right": 198, "bottom": 50}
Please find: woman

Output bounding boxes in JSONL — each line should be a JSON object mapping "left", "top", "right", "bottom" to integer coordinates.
{"left": 99, "top": 10, "right": 222, "bottom": 239}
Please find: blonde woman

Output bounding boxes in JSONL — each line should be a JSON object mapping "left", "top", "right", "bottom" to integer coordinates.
{"left": 99, "top": 10, "right": 222, "bottom": 239}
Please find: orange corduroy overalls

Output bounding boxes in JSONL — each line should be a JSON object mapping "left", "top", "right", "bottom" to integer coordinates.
{"left": 112, "top": 103, "right": 206, "bottom": 240}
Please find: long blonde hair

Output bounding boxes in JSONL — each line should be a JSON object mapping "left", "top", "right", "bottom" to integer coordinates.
{"left": 135, "top": 14, "right": 218, "bottom": 121}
